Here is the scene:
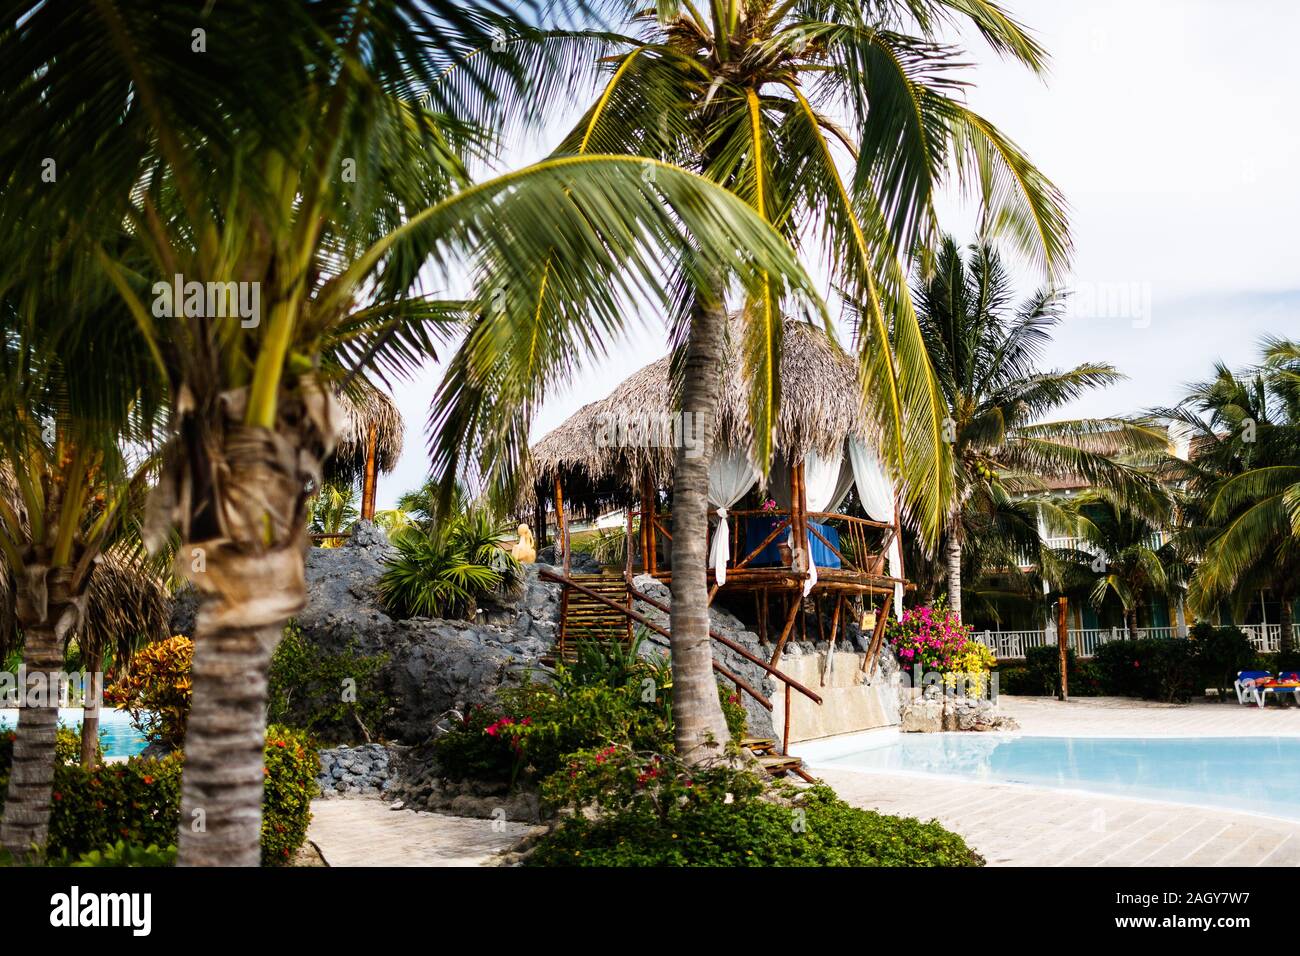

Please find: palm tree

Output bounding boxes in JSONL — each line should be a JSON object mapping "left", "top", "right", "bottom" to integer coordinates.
{"left": 1161, "top": 341, "right": 1300, "bottom": 652}
{"left": 429, "top": 0, "right": 1072, "bottom": 759}
{"left": 0, "top": 1, "right": 827, "bottom": 863}
{"left": 1049, "top": 491, "right": 1180, "bottom": 640}
{"left": 912, "top": 237, "right": 1167, "bottom": 620}
{"left": 72, "top": 546, "right": 173, "bottom": 768}
{"left": 0, "top": 287, "right": 162, "bottom": 859}
{"left": 309, "top": 483, "right": 360, "bottom": 548}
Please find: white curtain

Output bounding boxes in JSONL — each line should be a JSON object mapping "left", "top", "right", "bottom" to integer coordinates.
{"left": 707, "top": 449, "right": 759, "bottom": 585}
{"left": 848, "top": 438, "right": 904, "bottom": 616}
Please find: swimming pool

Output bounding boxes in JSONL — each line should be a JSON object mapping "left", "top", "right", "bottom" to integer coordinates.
{"left": 796, "top": 732, "right": 1300, "bottom": 822}
{"left": 0, "top": 708, "right": 149, "bottom": 759}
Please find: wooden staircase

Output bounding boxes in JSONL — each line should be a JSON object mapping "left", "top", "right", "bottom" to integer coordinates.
{"left": 554, "top": 574, "right": 634, "bottom": 660}
{"left": 741, "top": 736, "right": 812, "bottom": 781}
{"left": 541, "top": 568, "right": 819, "bottom": 782}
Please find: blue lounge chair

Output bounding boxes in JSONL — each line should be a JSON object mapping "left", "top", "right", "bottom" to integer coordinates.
{"left": 1235, "top": 670, "right": 1300, "bottom": 708}
{"left": 1235, "top": 670, "right": 1272, "bottom": 707}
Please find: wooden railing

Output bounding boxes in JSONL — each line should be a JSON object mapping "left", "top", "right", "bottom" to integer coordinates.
{"left": 628, "top": 507, "right": 896, "bottom": 580}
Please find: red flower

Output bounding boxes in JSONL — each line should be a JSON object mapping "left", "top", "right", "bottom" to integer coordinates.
{"left": 52, "top": 791, "right": 62, "bottom": 801}
{"left": 274, "top": 740, "right": 286, "bottom": 748}
{"left": 143, "top": 775, "right": 155, "bottom": 785}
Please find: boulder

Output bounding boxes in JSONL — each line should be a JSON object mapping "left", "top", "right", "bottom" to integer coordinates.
{"left": 899, "top": 695, "right": 944, "bottom": 733}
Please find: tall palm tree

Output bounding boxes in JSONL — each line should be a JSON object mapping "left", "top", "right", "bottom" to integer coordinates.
{"left": 0, "top": 1, "right": 826, "bottom": 863}
{"left": 912, "top": 237, "right": 1166, "bottom": 620}
{"left": 429, "top": 0, "right": 1072, "bottom": 758}
{"left": 0, "top": 284, "right": 162, "bottom": 859}
{"left": 1160, "top": 341, "right": 1300, "bottom": 652}
{"left": 1049, "top": 490, "right": 1180, "bottom": 640}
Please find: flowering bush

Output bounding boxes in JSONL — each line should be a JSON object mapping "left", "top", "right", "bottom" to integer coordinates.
{"left": 885, "top": 604, "right": 993, "bottom": 694}
{"left": 0, "top": 724, "right": 315, "bottom": 864}
{"left": 103, "top": 635, "right": 194, "bottom": 751}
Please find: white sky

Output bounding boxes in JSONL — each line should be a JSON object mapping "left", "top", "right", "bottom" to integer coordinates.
{"left": 376, "top": 0, "right": 1300, "bottom": 509}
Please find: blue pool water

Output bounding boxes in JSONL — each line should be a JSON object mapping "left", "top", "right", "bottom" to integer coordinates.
{"left": 0, "top": 708, "right": 149, "bottom": 759}
{"left": 807, "top": 734, "right": 1300, "bottom": 821}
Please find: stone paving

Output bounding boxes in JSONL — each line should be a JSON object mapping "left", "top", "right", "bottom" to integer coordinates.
{"left": 810, "top": 696, "right": 1300, "bottom": 867}
{"left": 307, "top": 798, "right": 540, "bottom": 866}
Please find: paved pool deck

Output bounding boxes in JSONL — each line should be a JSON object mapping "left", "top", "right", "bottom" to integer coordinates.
{"left": 307, "top": 798, "right": 540, "bottom": 866}
{"left": 812, "top": 696, "right": 1300, "bottom": 867}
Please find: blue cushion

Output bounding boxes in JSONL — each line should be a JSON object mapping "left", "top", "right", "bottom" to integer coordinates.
{"left": 1238, "top": 670, "right": 1272, "bottom": 682}
{"left": 741, "top": 516, "right": 841, "bottom": 570}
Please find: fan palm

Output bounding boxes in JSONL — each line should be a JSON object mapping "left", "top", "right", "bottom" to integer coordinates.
{"left": 0, "top": 1, "right": 828, "bottom": 863}
{"left": 1160, "top": 341, "right": 1300, "bottom": 652}
{"left": 912, "top": 237, "right": 1167, "bottom": 620}
{"left": 430, "top": 0, "right": 1072, "bottom": 758}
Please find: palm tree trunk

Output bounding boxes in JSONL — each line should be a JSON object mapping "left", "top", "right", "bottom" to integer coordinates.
{"left": 668, "top": 294, "right": 732, "bottom": 764}
{"left": 176, "top": 617, "right": 281, "bottom": 866}
{"left": 79, "top": 647, "right": 102, "bottom": 769}
{"left": 1125, "top": 605, "right": 1139, "bottom": 641}
{"left": 1280, "top": 593, "right": 1294, "bottom": 657}
{"left": 0, "top": 620, "right": 63, "bottom": 860}
{"left": 945, "top": 532, "right": 963, "bottom": 622}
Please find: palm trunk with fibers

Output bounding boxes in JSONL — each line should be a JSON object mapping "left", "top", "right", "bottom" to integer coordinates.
{"left": 668, "top": 295, "right": 733, "bottom": 764}
{"left": 79, "top": 647, "right": 102, "bottom": 769}
{"left": 1126, "top": 605, "right": 1139, "bottom": 641}
{"left": 1280, "top": 594, "right": 1294, "bottom": 657}
{"left": 0, "top": 566, "right": 84, "bottom": 860}
{"left": 945, "top": 530, "right": 963, "bottom": 622}
{"left": 158, "top": 380, "right": 339, "bottom": 866}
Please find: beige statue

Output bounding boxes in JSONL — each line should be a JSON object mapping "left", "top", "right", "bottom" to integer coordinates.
{"left": 511, "top": 524, "right": 536, "bottom": 564}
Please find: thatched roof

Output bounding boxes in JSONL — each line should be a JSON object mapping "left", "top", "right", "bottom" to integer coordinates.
{"left": 525, "top": 317, "right": 872, "bottom": 515}
{"left": 80, "top": 550, "right": 172, "bottom": 662}
{"left": 327, "top": 378, "right": 405, "bottom": 485}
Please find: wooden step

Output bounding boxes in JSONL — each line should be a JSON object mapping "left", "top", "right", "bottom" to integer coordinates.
{"left": 755, "top": 753, "right": 804, "bottom": 776}
{"left": 741, "top": 737, "right": 776, "bottom": 753}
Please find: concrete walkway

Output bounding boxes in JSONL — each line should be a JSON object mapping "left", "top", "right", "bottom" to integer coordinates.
{"left": 307, "top": 799, "right": 539, "bottom": 866}
{"left": 810, "top": 696, "right": 1300, "bottom": 867}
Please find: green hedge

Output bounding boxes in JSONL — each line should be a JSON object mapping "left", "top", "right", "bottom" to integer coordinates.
{"left": 528, "top": 785, "right": 982, "bottom": 867}
{"left": 0, "top": 723, "right": 317, "bottom": 865}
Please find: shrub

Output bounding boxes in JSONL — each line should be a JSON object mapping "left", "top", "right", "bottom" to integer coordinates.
{"left": 65, "top": 841, "right": 177, "bottom": 867}
{"left": 103, "top": 636, "right": 194, "bottom": 751}
{"left": 434, "top": 652, "right": 744, "bottom": 786}
{"left": 0, "top": 724, "right": 316, "bottom": 865}
{"left": 1093, "top": 638, "right": 1199, "bottom": 702}
{"left": 530, "top": 754, "right": 981, "bottom": 868}
{"left": 379, "top": 505, "right": 521, "bottom": 620}
{"left": 261, "top": 725, "right": 320, "bottom": 866}
{"left": 886, "top": 604, "right": 994, "bottom": 693}
{"left": 1190, "top": 623, "right": 1256, "bottom": 697}
{"left": 267, "top": 622, "right": 388, "bottom": 741}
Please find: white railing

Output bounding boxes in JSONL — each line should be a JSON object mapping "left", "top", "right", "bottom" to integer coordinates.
{"left": 976, "top": 622, "right": 1280, "bottom": 659}
{"left": 1016, "top": 533, "right": 1168, "bottom": 569}
{"left": 1238, "top": 624, "right": 1282, "bottom": 653}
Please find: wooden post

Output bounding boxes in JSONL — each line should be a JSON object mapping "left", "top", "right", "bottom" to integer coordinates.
{"left": 554, "top": 477, "right": 569, "bottom": 575}
{"left": 533, "top": 497, "right": 547, "bottom": 551}
{"left": 640, "top": 475, "right": 655, "bottom": 575}
{"left": 892, "top": 494, "right": 905, "bottom": 615}
{"left": 360, "top": 422, "right": 379, "bottom": 521}
{"left": 1057, "top": 596, "right": 1069, "bottom": 702}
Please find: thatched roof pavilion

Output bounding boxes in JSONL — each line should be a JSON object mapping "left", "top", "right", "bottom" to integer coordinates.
{"left": 327, "top": 379, "right": 405, "bottom": 519}
{"left": 526, "top": 318, "right": 876, "bottom": 518}
{"left": 525, "top": 317, "right": 908, "bottom": 665}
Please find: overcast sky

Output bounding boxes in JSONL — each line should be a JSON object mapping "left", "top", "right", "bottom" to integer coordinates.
{"left": 376, "top": 0, "right": 1300, "bottom": 509}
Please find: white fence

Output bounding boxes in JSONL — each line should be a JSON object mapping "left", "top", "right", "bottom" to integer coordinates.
{"left": 975, "top": 623, "right": 1282, "bottom": 659}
